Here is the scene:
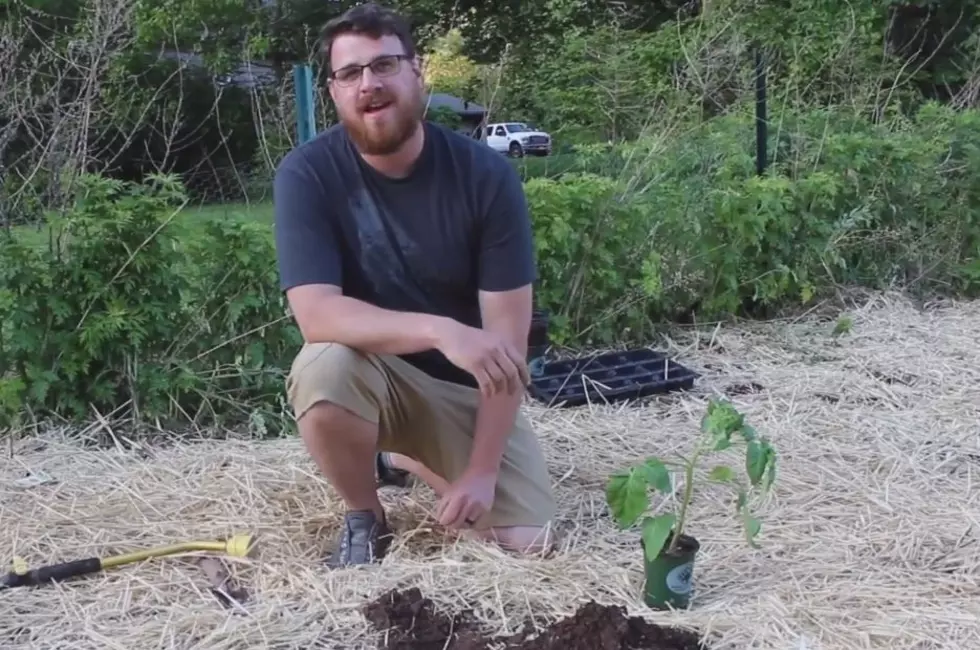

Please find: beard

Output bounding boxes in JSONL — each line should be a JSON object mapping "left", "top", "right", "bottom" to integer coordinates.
{"left": 339, "top": 86, "right": 425, "bottom": 156}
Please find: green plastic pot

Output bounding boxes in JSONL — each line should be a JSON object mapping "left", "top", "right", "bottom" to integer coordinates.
{"left": 642, "top": 532, "right": 700, "bottom": 610}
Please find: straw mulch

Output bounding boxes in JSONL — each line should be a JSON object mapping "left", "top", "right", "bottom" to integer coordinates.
{"left": 2, "top": 291, "right": 979, "bottom": 649}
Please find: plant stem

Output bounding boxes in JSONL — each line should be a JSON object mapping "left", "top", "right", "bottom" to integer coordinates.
{"left": 668, "top": 445, "right": 702, "bottom": 555}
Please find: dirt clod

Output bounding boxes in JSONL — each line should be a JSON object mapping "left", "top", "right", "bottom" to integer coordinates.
{"left": 363, "top": 588, "right": 706, "bottom": 650}
{"left": 362, "top": 587, "right": 488, "bottom": 650}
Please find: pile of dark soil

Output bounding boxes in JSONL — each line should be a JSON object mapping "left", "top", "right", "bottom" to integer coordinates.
{"left": 362, "top": 587, "right": 706, "bottom": 650}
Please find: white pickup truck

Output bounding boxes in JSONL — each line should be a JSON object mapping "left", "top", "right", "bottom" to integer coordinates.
{"left": 483, "top": 122, "right": 552, "bottom": 157}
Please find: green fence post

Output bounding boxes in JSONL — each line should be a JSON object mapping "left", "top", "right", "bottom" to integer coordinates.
{"left": 294, "top": 64, "right": 317, "bottom": 144}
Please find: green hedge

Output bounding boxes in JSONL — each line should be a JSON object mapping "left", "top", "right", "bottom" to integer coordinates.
{"left": 0, "top": 176, "right": 299, "bottom": 433}
{"left": 530, "top": 102, "right": 980, "bottom": 344}
{"left": 2, "top": 102, "right": 979, "bottom": 431}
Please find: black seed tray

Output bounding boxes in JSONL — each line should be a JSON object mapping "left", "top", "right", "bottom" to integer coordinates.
{"left": 528, "top": 348, "right": 697, "bottom": 407}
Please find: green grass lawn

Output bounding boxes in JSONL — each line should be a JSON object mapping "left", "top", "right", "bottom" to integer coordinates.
{"left": 184, "top": 201, "right": 273, "bottom": 225}
{"left": 4, "top": 149, "right": 595, "bottom": 253}
{"left": 5, "top": 200, "right": 274, "bottom": 252}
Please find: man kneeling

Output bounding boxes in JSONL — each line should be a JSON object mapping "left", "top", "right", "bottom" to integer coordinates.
{"left": 273, "top": 3, "right": 556, "bottom": 568}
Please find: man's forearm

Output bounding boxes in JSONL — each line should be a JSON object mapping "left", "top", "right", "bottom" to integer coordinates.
{"left": 299, "top": 294, "right": 449, "bottom": 355}
{"left": 466, "top": 297, "right": 531, "bottom": 476}
{"left": 467, "top": 388, "right": 525, "bottom": 475}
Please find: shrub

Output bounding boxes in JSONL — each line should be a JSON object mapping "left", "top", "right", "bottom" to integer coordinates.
{"left": 181, "top": 218, "right": 302, "bottom": 427}
{"left": 0, "top": 174, "right": 299, "bottom": 434}
{"left": 646, "top": 103, "right": 980, "bottom": 313}
{"left": 0, "top": 175, "right": 194, "bottom": 426}
{"left": 526, "top": 102, "right": 980, "bottom": 347}
{"left": 526, "top": 173, "right": 664, "bottom": 346}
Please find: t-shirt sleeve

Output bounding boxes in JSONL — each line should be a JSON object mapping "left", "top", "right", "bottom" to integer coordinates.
{"left": 273, "top": 153, "right": 343, "bottom": 292}
{"left": 477, "top": 158, "right": 537, "bottom": 292}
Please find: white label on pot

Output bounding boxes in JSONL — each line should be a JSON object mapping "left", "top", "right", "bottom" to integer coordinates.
{"left": 666, "top": 562, "right": 694, "bottom": 594}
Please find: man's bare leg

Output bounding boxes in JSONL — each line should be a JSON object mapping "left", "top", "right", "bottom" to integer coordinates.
{"left": 299, "top": 401, "right": 393, "bottom": 566}
{"left": 300, "top": 401, "right": 381, "bottom": 515}
{"left": 384, "top": 452, "right": 555, "bottom": 555}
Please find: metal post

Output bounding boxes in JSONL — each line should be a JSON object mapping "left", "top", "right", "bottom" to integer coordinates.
{"left": 293, "top": 64, "right": 316, "bottom": 144}
{"left": 754, "top": 47, "right": 768, "bottom": 175}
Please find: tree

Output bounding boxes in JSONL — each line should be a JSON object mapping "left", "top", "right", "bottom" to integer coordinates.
{"left": 423, "top": 28, "right": 478, "bottom": 97}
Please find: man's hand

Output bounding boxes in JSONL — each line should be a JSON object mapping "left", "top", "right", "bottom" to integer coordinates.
{"left": 434, "top": 468, "right": 497, "bottom": 529}
{"left": 435, "top": 320, "right": 530, "bottom": 397}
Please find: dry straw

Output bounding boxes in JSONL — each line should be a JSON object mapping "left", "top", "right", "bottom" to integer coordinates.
{"left": 2, "top": 291, "right": 979, "bottom": 649}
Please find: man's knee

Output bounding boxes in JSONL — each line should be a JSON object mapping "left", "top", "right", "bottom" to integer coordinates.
{"left": 298, "top": 400, "right": 369, "bottom": 433}
{"left": 287, "top": 342, "right": 388, "bottom": 425}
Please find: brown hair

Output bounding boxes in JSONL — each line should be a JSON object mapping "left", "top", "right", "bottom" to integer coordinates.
{"left": 320, "top": 3, "right": 416, "bottom": 72}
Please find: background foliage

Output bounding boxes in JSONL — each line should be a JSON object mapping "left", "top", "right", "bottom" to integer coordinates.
{"left": 3, "top": 0, "right": 980, "bottom": 432}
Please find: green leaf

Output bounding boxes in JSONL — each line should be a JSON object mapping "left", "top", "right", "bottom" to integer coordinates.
{"left": 701, "top": 398, "right": 744, "bottom": 436}
{"left": 605, "top": 473, "right": 629, "bottom": 520}
{"left": 641, "top": 513, "right": 677, "bottom": 560}
{"left": 605, "top": 467, "right": 650, "bottom": 528}
{"left": 641, "top": 457, "right": 672, "bottom": 493}
{"left": 746, "top": 440, "right": 767, "bottom": 486}
{"left": 703, "top": 398, "right": 744, "bottom": 449}
{"left": 708, "top": 464, "right": 735, "bottom": 482}
{"left": 831, "top": 315, "right": 853, "bottom": 337}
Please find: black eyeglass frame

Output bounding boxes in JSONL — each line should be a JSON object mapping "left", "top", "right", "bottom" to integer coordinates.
{"left": 329, "top": 53, "right": 414, "bottom": 86}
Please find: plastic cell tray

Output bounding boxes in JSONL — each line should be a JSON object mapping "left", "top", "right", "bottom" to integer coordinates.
{"left": 528, "top": 348, "right": 697, "bottom": 407}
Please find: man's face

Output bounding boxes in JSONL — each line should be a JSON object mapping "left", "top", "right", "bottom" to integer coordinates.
{"left": 328, "top": 33, "right": 425, "bottom": 156}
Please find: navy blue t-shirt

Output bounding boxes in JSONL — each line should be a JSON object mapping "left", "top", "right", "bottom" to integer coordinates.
{"left": 272, "top": 120, "right": 537, "bottom": 388}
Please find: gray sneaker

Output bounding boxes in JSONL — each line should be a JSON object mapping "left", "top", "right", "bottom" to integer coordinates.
{"left": 327, "top": 509, "right": 393, "bottom": 568}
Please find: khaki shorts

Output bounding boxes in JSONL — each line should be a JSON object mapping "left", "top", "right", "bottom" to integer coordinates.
{"left": 286, "top": 342, "right": 556, "bottom": 529}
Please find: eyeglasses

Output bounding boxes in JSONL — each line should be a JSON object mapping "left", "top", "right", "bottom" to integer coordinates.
{"left": 330, "top": 54, "right": 412, "bottom": 87}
